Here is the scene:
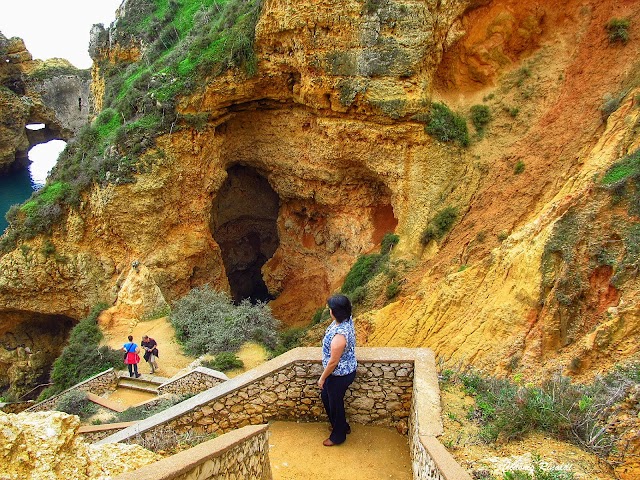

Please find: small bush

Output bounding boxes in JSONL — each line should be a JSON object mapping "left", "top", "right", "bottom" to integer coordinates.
{"left": 40, "top": 304, "right": 123, "bottom": 400}
{"left": 55, "top": 390, "right": 97, "bottom": 419}
{"left": 170, "top": 285, "right": 279, "bottom": 356}
{"left": 601, "top": 91, "right": 627, "bottom": 121}
{"left": 349, "top": 285, "right": 368, "bottom": 305}
{"left": 514, "top": 161, "right": 525, "bottom": 174}
{"left": 470, "top": 104, "right": 491, "bottom": 132}
{"left": 116, "top": 395, "right": 190, "bottom": 423}
{"left": 386, "top": 280, "right": 401, "bottom": 299}
{"left": 425, "top": 102, "right": 469, "bottom": 147}
{"left": 341, "top": 253, "right": 384, "bottom": 295}
{"left": 312, "top": 307, "right": 331, "bottom": 325}
{"left": 420, "top": 206, "right": 458, "bottom": 245}
{"left": 606, "top": 18, "right": 630, "bottom": 44}
{"left": 380, "top": 232, "right": 400, "bottom": 254}
{"left": 202, "top": 352, "right": 244, "bottom": 371}
{"left": 270, "top": 326, "right": 308, "bottom": 357}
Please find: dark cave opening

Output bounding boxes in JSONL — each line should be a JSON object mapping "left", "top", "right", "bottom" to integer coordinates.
{"left": 211, "top": 165, "right": 280, "bottom": 303}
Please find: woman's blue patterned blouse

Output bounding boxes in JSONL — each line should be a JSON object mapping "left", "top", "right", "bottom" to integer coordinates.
{"left": 322, "top": 317, "right": 357, "bottom": 376}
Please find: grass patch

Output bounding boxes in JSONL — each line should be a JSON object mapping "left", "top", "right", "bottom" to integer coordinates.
{"left": 420, "top": 206, "right": 458, "bottom": 245}
{"left": 601, "top": 148, "right": 640, "bottom": 185}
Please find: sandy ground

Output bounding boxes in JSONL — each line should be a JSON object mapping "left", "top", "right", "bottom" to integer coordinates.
{"left": 268, "top": 421, "right": 413, "bottom": 480}
{"left": 100, "top": 315, "right": 196, "bottom": 378}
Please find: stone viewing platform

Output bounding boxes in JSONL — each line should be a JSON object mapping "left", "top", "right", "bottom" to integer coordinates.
{"left": 101, "top": 347, "right": 471, "bottom": 480}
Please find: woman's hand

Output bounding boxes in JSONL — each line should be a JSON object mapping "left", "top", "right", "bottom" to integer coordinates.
{"left": 318, "top": 378, "right": 325, "bottom": 389}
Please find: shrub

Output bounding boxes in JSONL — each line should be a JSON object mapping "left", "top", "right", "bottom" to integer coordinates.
{"left": 470, "top": 104, "right": 491, "bottom": 132}
{"left": 54, "top": 390, "right": 98, "bottom": 419}
{"left": 444, "top": 365, "right": 636, "bottom": 457}
{"left": 312, "top": 307, "right": 330, "bottom": 325}
{"left": 349, "top": 285, "right": 368, "bottom": 305}
{"left": 386, "top": 280, "right": 401, "bottom": 299}
{"left": 425, "top": 102, "right": 469, "bottom": 147}
{"left": 606, "top": 18, "right": 630, "bottom": 44}
{"left": 170, "top": 285, "right": 279, "bottom": 356}
{"left": 40, "top": 304, "right": 123, "bottom": 399}
{"left": 341, "top": 253, "right": 384, "bottom": 295}
{"left": 202, "top": 352, "right": 244, "bottom": 371}
{"left": 270, "top": 327, "right": 307, "bottom": 357}
{"left": 514, "top": 161, "right": 525, "bottom": 174}
{"left": 420, "top": 206, "right": 458, "bottom": 245}
{"left": 115, "top": 395, "right": 191, "bottom": 423}
{"left": 380, "top": 232, "right": 400, "bottom": 254}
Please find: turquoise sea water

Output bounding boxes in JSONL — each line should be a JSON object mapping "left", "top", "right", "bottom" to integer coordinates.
{"left": 0, "top": 140, "right": 64, "bottom": 234}
{"left": 0, "top": 167, "right": 35, "bottom": 234}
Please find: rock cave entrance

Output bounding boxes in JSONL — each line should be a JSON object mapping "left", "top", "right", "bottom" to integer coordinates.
{"left": 0, "top": 312, "right": 75, "bottom": 399}
{"left": 211, "top": 165, "right": 280, "bottom": 303}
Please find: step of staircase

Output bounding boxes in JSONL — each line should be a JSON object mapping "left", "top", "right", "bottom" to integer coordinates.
{"left": 117, "top": 373, "right": 168, "bottom": 394}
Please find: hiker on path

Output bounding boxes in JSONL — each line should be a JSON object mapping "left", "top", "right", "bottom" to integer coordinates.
{"left": 122, "top": 335, "right": 141, "bottom": 378}
{"left": 318, "top": 294, "right": 357, "bottom": 447}
{"left": 141, "top": 335, "right": 159, "bottom": 374}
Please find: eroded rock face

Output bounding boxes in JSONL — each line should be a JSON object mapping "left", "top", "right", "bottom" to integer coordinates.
{"left": 0, "top": 311, "right": 74, "bottom": 399}
{"left": 0, "top": 410, "right": 160, "bottom": 479}
{"left": 0, "top": 32, "right": 92, "bottom": 173}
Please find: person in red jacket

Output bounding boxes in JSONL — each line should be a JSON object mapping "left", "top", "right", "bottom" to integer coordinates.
{"left": 122, "top": 335, "right": 141, "bottom": 378}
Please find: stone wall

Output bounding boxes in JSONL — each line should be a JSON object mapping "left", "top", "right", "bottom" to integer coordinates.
{"left": 157, "top": 367, "right": 228, "bottom": 396}
{"left": 97, "top": 348, "right": 470, "bottom": 479}
{"left": 111, "top": 424, "right": 272, "bottom": 480}
{"left": 26, "top": 368, "right": 118, "bottom": 413}
{"left": 98, "top": 349, "right": 414, "bottom": 449}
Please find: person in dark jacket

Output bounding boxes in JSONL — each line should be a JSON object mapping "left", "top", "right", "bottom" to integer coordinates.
{"left": 141, "top": 335, "right": 159, "bottom": 374}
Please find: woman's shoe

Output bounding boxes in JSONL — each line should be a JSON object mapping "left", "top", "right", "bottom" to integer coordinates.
{"left": 323, "top": 438, "right": 336, "bottom": 447}
{"left": 136, "top": 374, "right": 141, "bottom": 378}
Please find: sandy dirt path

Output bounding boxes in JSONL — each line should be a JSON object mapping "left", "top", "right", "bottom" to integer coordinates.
{"left": 100, "top": 315, "right": 196, "bottom": 378}
{"left": 268, "top": 421, "right": 413, "bottom": 480}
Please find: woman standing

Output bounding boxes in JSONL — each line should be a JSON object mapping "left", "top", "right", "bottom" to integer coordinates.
{"left": 122, "top": 335, "right": 141, "bottom": 378}
{"left": 317, "top": 294, "right": 357, "bottom": 446}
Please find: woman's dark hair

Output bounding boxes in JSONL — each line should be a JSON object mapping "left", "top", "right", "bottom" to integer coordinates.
{"left": 327, "top": 294, "right": 352, "bottom": 323}
{"left": 127, "top": 335, "right": 133, "bottom": 341}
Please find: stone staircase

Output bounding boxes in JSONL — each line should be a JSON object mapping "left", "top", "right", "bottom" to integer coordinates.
{"left": 115, "top": 372, "right": 168, "bottom": 395}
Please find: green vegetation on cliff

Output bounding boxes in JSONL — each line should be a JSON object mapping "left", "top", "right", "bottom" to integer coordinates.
{"left": 40, "top": 304, "right": 123, "bottom": 400}
{"left": 1, "top": 0, "right": 265, "bottom": 254}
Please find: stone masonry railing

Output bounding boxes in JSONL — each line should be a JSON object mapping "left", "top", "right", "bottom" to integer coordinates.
{"left": 111, "top": 424, "right": 272, "bottom": 480}
{"left": 157, "top": 366, "right": 229, "bottom": 396}
{"left": 98, "top": 347, "right": 471, "bottom": 479}
{"left": 26, "top": 368, "right": 119, "bottom": 413}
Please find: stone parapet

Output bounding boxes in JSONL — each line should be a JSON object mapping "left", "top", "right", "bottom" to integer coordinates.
{"left": 157, "top": 366, "right": 228, "bottom": 396}
{"left": 97, "top": 347, "right": 470, "bottom": 479}
{"left": 26, "top": 368, "right": 119, "bottom": 413}
{"left": 111, "top": 424, "right": 272, "bottom": 480}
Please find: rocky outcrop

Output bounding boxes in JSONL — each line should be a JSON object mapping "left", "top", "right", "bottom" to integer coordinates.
{"left": 0, "top": 32, "right": 92, "bottom": 173}
{"left": 0, "top": 410, "right": 160, "bottom": 479}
